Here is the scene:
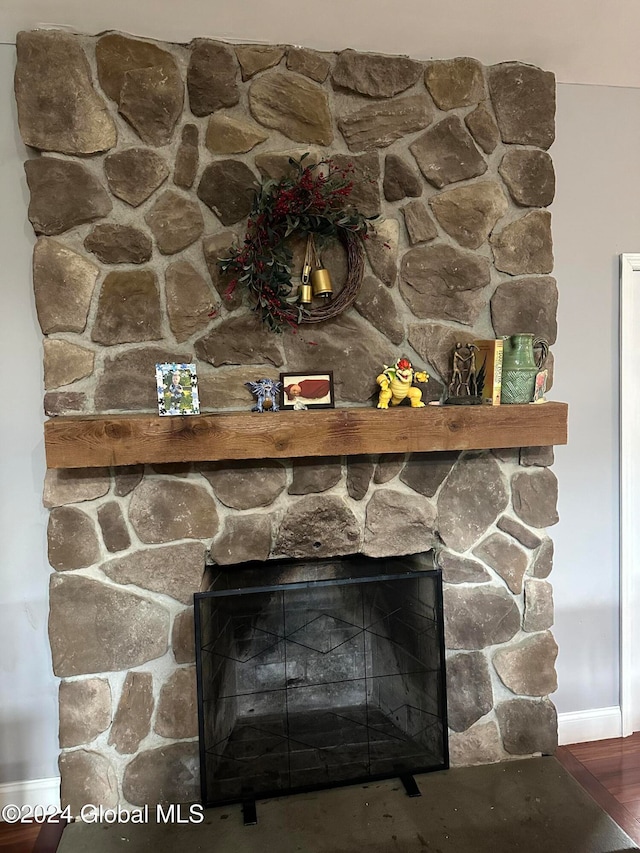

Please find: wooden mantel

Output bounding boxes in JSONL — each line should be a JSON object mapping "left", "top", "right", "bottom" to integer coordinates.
{"left": 43, "top": 402, "right": 568, "bottom": 469}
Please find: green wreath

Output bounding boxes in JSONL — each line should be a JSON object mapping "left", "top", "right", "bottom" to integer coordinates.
{"left": 219, "top": 155, "right": 372, "bottom": 332}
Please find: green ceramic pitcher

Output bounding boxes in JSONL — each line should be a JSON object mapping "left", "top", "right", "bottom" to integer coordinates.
{"left": 501, "top": 334, "right": 549, "bottom": 404}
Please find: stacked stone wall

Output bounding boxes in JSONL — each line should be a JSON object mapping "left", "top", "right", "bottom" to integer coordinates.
{"left": 14, "top": 29, "right": 559, "bottom": 810}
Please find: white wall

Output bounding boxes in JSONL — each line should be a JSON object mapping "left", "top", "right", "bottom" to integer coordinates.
{"left": 551, "top": 83, "right": 640, "bottom": 715}
{"left": 0, "top": 43, "right": 58, "bottom": 784}
{"left": 0, "top": 36, "right": 633, "bottom": 784}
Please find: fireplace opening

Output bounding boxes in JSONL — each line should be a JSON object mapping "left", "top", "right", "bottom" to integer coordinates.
{"left": 194, "top": 552, "right": 448, "bottom": 807}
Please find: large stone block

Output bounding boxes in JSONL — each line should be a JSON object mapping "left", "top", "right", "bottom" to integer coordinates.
{"left": 373, "top": 454, "right": 405, "bottom": 484}
{"left": 195, "top": 314, "right": 283, "bottom": 368}
{"left": 103, "top": 541, "right": 206, "bottom": 602}
{"left": 122, "top": 742, "right": 199, "bottom": 807}
{"left": 235, "top": 45, "right": 285, "bottom": 80}
{"left": 363, "top": 489, "right": 437, "bottom": 558}
{"left": 524, "top": 579, "right": 554, "bottom": 632}
{"left": 84, "top": 224, "right": 152, "bottom": 265}
{"left": 399, "top": 451, "right": 459, "bottom": 498}
{"left": 444, "top": 586, "right": 520, "bottom": 650}
{"left": 354, "top": 276, "right": 404, "bottom": 345}
{"left": 410, "top": 116, "right": 487, "bottom": 189}
{"left": 332, "top": 49, "right": 422, "bottom": 98}
{"left": 155, "top": 667, "right": 198, "bottom": 739}
{"left": 209, "top": 514, "right": 272, "bottom": 565}
{"left": 346, "top": 456, "right": 375, "bottom": 501}
{"left": 48, "top": 507, "right": 101, "bottom": 571}
{"left": 424, "top": 58, "right": 486, "bottom": 110}
{"left": 400, "top": 244, "right": 491, "bottom": 324}
{"left": 59, "top": 750, "right": 118, "bottom": 814}
{"left": 448, "top": 721, "right": 507, "bottom": 767}
{"left": 205, "top": 114, "right": 268, "bottom": 154}
{"left": 96, "top": 33, "right": 178, "bottom": 103}
{"left": 363, "top": 218, "right": 399, "bottom": 287}
{"left": 15, "top": 31, "right": 116, "bottom": 155}
{"left": 108, "top": 671, "right": 154, "bottom": 755}
{"left": 464, "top": 103, "right": 500, "bottom": 154}
{"left": 128, "top": 480, "right": 218, "bottom": 544}
{"left": 383, "top": 154, "right": 422, "bottom": 203}
{"left": 429, "top": 182, "right": 508, "bottom": 250}
{"left": 97, "top": 501, "right": 131, "bottom": 553}
{"left": 493, "top": 631, "right": 558, "bottom": 696}
{"left": 34, "top": 344, "right": 78, "bottom": 419}
{"left": 402, "top": 201, "right": 438, "bottom": 245}
{"left": 488, "top": 62, "right": 556, "bottom": 149}
{"left": 286, "top": 47, "right": 330, "bottom": 83}
{"left": 25, "top": 158, "right": 112, "bottom": 236}
{"left": 282, "top": 314, "right": 395, "bottom": 403}
{"left": 59, "top": 678, "right": 112, "bottom": 747}
{"left": 187, "top": 40, "right": 240, "bottom": 116}
{"left": 289, "top": 457, "right": 342, "bottom": 495}
{"left": 447, "top": 651, "right": 493, "bottom": 732}
{"left": 249, "top": 72, "right": 333, "bottom": 145}
{"left": 43, "top": 468, "right": 110, "bottom": 508}
{"left": 499, "top": 149, "right": 555, "bottom": 207}
{"left": 473, "top": 532, "right": 528, "bottom": 594}
{"left": 198, "top": 366, "right": 280, "bottom": 410}
{"left": 511, "top": 469, "right": 559, "bottom": 528}
{"left": 490, "top": 211, "right": 553, "bottom": 276}
{"left": 490, "top": 277, "right": 558, "bottom": 345}
{"left": 275, "top": 495, "right": 360, "bottom": 558}
{"left": 119, "top": 64, "right": 183, "bottom": 146}
{"left": 329, "top": 153, "right": 381, "bottom": 218}
{"left": 495, "top": 698, "right": 558, "bottom": 755}
{"left": 338, "top": 94, "right": 433, "bottom": 152}
{"left": 496, "top": 515, "right": 542, "bottom": 550}
{"left": 437, "top": 454, "right": 508, "bottom": 551}
{"left": 436, "top": 551, "right": 491, "bottom": 584}
{"left": 165, "top": 261, "right": 215, "bottom": 343}
{"left": 33, "top": 238, "right": 99, "bottom": 334}
{"left": 174, "top": 124, "right": 199, "bottom": 189}
{"left": 95, "top": 346, "right": 189, "bottom": 411}
{"left": 172, "top": 608, "right": 196, "bottom": 664}
{"left": 145, "top": 190, "right": 204, "bottom": 255}
{"left": 197, "top": 160, "right": 260, "bottom": 227}
{"left": 104, "top": 147, "right": 169, "bottom": 207}
{"left": 92, "top": 270, "right": 162, "bottom": 345}
{"left": 202, "top": 460, "right": 286, "bottom": 509}
{"left": 49, "top": 574, "right": 170, "bottom": 676}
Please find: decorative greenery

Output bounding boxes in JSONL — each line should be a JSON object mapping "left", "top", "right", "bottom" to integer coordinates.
{"left": 219, "top": 155, "right": 373, "bottom": 332}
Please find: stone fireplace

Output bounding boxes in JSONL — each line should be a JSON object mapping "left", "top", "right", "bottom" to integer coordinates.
{"left": 14, "top": 28, "right": 559, "bottom": 811}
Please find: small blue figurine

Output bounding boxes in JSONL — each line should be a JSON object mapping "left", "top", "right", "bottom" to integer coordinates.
{"left": 245, "top": 378, "right": 282, "bottom": 412}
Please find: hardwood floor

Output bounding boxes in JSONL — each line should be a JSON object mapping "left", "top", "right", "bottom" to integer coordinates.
{"left": 558, "top": 733, "right": 640, "bottom": 846}
{"left": 0, "top": 817, "right": 65, "bottom": 853}
{"left": 4, "top": 740, "right": 640, "bottom": 852}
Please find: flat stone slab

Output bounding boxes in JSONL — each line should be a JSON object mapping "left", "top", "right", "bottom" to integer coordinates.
{"left": 424, "top": 58, "right": 486, "bottom": 110}
{"left": 332, "top": 49, "right": 422, "bottom": 98}
{"left": 363, "top": 488, "right": 437, "bottom": 557}
{"left": 275, "top": 495, "right": 360, "bottom": 558}
{"left": 499, "top": 148, "right": 555, "bottom": 207}
{"left": 338, "top": 94, "right": 433, "bottom": 152}
{"left": 25, "top": 158, "right": 112, "bottom": 236}
{"left": 128, "top": 479, "right": 219, "bottom": 543}
{"left": 444, "top": 585, "right": 520, "bottom": 650}
{"left": 493, "top": 631, "right": 558, "bottom": 696}
{"left": 49, "top": 574, "right": 170, "bottom": 676}
{"left": 491, "top": 276, "right": 558, "bottom": 344}
{"left": 108, "top": 671, "right": 154, "bottom": 755}
{"left": 165, "top": 260, "right": 215, "bottom": 343}
{"left": 104, "top": 148, "right": 169, "bottom": 207}
{"left": 447, "top": 651, "right": 493, "bottom": 732}
{"left": 187, "top": 39, "right": 240, "bottom": 116}
{"left": 84, "top": 224, "right": 152, "bottom": 265}
{"left": 249, "top": 72, "right": 333, "bottom": 145}
{"left": 488, "top": 61, "right": 556, "bottom": 149}
{"left": 209, "top": 514, "right": 272, "bottom": 565}
{"left": 155, "top": 667, "right": 198, "bottom": 739}
{"left": 490, "top": 210, "right": 554, "bottom": 275}
{"left": 144, "top": 190, "right": 204, "bottom": 254}
{"left": 15, "top": 31, "right": 116, "bottom": 155}
{"left": 102, "top": 541, "right": 206, "bottom": 604}
{"left": 92, "top": 270, "right": 161, "bottom": 345}
{"left": 410, "top": 116, "right": 487, "bottom": 189}
{"left": 236, "top": 44, "right": 285, "bottom": 80}
{"left": 202, "top": 460, "right": 286, "bottom": 509}
{"left": 429, "top": 181, "right": 508, "bottom": 250}
{"left": 197, "top": 160, "right": 259, "bottom": 226}
{"left": 43, "top": 339, "right": 95, "bottom": 390}
{"left": 33, "top": 237, "right": 99, "bottom": 334}
{"left": 59, "top": 678, "right": 112, "bottom": 748}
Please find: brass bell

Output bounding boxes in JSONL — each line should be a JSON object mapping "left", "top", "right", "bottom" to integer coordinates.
{"left": 298, "top": 283, "right": 313, "bottom": 305}
{"left": 311, "top": 267, "right": 333, "bottom": 298}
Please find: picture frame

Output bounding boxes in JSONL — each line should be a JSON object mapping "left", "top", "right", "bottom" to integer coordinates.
{"left": 156, "top": 362, "right": 200, "bottom": 416}
{"left": 279, "top": 371, "right": 335, "bottom": 410}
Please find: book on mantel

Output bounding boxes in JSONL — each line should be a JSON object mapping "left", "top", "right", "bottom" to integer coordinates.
{"left": 474, "top": 339, "right": 504, "bottom": 405}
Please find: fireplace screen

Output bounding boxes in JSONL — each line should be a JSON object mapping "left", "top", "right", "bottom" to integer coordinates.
{"left": 195, "top": 553, "right": 448, "bottom": 807}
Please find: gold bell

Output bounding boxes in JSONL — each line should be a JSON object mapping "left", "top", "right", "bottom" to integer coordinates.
{"left": 311, "top": 268, "right": 333, "bottom": 298}
{"left": 298, "top": 283, "right": 313, "bottom": 305}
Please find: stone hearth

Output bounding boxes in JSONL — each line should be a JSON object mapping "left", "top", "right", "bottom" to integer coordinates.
{"left": 14, "top": 29, "right": 559, "bottom": 811}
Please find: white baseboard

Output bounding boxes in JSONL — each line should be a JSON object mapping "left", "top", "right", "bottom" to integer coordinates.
{"left": 558, "top": 706, "right": 622, "bottom": 745}
{"left": 0, "top": 776, "right": 60, "bottom": 810}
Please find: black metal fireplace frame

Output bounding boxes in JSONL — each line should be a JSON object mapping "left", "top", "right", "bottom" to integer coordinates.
{"left": 194, "top": 553, "right": 449, "bottom": 809}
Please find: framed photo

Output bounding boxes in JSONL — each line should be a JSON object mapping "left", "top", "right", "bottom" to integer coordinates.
{"left": 156, "top": 363, "right": 200, "bottom": 416}
{"left": 280, "top": 371, "right": 334, "bottom": 410}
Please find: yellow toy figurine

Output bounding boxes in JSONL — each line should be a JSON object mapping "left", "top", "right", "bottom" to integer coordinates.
{"left": 377, "top": 357, "right": 429, "bottom": 409}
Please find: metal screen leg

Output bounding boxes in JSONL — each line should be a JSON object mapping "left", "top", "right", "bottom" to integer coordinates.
{"left": 242, "top": 799, "right": 257, "bottom": 825}
{"left": 400, "top": 774, "right": 421, "bottom": 798}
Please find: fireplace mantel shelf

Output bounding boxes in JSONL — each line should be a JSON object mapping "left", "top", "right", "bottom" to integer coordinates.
{"left": 43, "top": 402, "right": 568, "bottom": 469}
